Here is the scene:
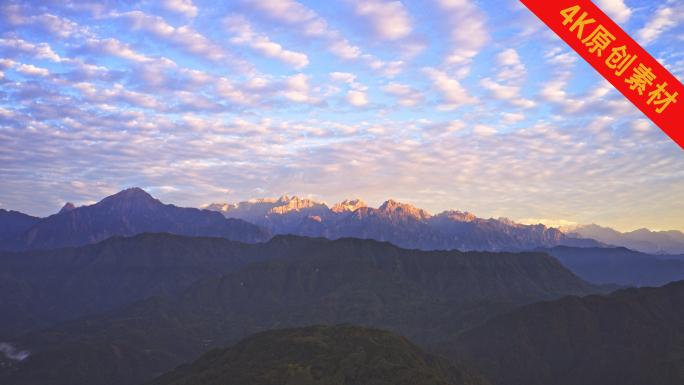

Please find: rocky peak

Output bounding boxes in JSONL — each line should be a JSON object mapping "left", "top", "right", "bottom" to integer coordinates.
{"left": 332, "top": 199, "right": 367, "bottom": 213}
{"left": 379, "top": 200, "right": 431, "bottom": 220}
{"left": 57, "top": 202, "right": 76, "bottom": 215}
{"left": 277, "top": 195, "right": 290, "bottom": 203}
{"left": 99, "top": 188, "right": 161, "bottom": 206}
{"left": 434, "top": 210, "right": 478, "bottom": 222}
{"left": 267, "top": 196, "right": 329, "bottom": 215}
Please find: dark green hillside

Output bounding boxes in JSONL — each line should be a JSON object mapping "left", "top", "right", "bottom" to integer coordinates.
{"left": 432, "top": 280, "right": 684, "bottom": 385}
{"left": 0, "top": 232, "right": 325, "bottom": 340}
{"left": 2, "top": 238, "right": 605, "bottom": 385}
{"left": 147, "top": 324, "right": 490, "bottom": 385}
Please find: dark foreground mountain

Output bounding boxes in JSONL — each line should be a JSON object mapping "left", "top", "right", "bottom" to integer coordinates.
{"left": 537, "top": 245, "right": 684, "bottom": 287}
{"left": 0, "top": 232, "right": 323, "bottom": 340}
{"left": 207, "top": 197, "right": 597, "bottom": 251}
{"left": 1, "top": 238, "right": 605, "bottom": 385}
{"left": 147, "top": 324, "right": 490, "bottom": 385}
{"left": 0, "top": 188, "right": 271, "bottom": 252}
{"left": 432, "top": 280, "right": 684, "bottom": 385}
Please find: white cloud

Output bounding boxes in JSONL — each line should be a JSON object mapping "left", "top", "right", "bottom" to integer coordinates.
{"left": 118, "top": 11, "right": 226, "bottom": 61}
{"left": 81, "top": 38, "right": 176, "bottom": 67}
{"left": 495, "top": 48, "right": 527, "bottom": 83}
{"left": 636, "top": 4, "right": 683, "bottom": 46}
{"left": 424, "top": 67, "right": 478, "bottom": 110}
{"left": 346, "top": 90, "right": 371, "bottom": 106}
{"left": 433, "top": 0, "right": 489, "bottom": 66}
{"left": 380, "top": 82, "right": 424, "bottom": 106}
{"left": 16, "top": 64, "right": 50, "bottom": 77}
{"left": 345, "top": 0, "right": 413, "bottom": 40}
{"left": 163, "top": 0, "right": 198, "bottom": 17}
{"left": 225, "top": 15, "right": 309, "bottom": 69}
{"left": 0, "top": 59, "right": 15, "bottom": 70}
{"left": 329, "top": 72, "right": 357, "bottom": 83}
{"left": 480, "top": 78, "right": 520, "bottom": 100}
{"left": 499, "top": 112, "right": 526, "bottom": 125}
{"left": 282, "top": 73, "right": 327, "bottom": 106}
{"left": 594, "top": 0, "right": 632, "bottom": 24}
{"left": 472, "top": 124, "right": 498, "bottom": 135}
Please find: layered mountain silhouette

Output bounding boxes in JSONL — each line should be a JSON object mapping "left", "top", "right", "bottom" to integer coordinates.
{"left": 147, "top": 324, "right": 490, "bottom": 385}
{"left": 560, "top": 223, "right": 684, "bottom": 254}
{"left": 432, "top": 280, "right": 684, "bottom": 385}
{"left": 0, "top": 237, "right": 605, "bottom": 385}
{"left": 0, "top": 233, "right": 324, "bottom": 340}
{"left": 0, "top": 188, "right": 271, "bottom": 251}
{"left": 536, "top": 245, "right": 684, "bottom": 287}
{"left": 205, "top": 196, "right": 600, "bottom": 251}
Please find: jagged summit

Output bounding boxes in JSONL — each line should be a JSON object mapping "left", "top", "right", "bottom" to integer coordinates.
{"left": 57, "top": 202, "right": 76, "bottom": 215}
{"left": 434, "top": 209, "right": 478, "bottom": 222}
{"left": 332, "top": 198, "right": 367, "bottom": 213}
{"left": 379, "top": 199, "right": 431, "bottom": 220}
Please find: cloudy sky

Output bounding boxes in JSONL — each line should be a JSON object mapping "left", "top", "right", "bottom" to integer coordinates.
{"left": 0, "top": 0, "right": 683, "bottom": 232}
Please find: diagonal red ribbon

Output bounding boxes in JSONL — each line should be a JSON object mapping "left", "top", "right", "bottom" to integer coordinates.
{"left": 521, "top": 0, "right": 684, "bottom": 150}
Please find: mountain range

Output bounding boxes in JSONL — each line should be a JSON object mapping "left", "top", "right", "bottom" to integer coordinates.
{"left": 205, "top": 195, "right": 603, "bottom": 252}
{"left": 560, "top": 223, "right": 684, "bottom": 254}
{"left": 0, "top": 188, "right": 271, "bottom": 252}
{"left": 0, "top": 235, "right": 605, "bottom": 385}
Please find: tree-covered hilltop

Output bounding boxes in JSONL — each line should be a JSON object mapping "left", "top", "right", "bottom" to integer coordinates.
{"left": 147, "top": 324, "right": 490, "bottom": 385}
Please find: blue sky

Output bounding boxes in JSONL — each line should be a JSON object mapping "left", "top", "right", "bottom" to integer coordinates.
{"left": 0, "top": 0, "right": 683, "bottom": 232}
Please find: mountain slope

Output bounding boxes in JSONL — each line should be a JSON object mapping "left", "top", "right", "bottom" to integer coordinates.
{"left": 536, "top": 245, "right": 684, "bottom": 287}
{"left": 0, "top": 188, "right": 271, "bottom": 251}
{"left": 0, "top": 233, "right": 322, "bottom": 340}
{"left": 147, "top": 324, "right": 490, "bottom": 385}
{"left": 1, "top": 238, "right": 605, "bottom": 385}
{"left": 432, "top": 280, "right": 684, "bottom": 385}
{"left": 0, "top": 209, "right": 41, "bottom": 240}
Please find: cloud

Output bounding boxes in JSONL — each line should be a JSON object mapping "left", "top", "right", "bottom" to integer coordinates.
{"left": 224, "top": 15, "right": 309, "bottom": 69}
{"left": 78, "top": 38, "right": 176, "bottom": 67}
{"left": 636, "top": 4, "right": 683, "bottom": 46}
{"left": 433, "top": 0, "right": 489, "bottom": 66}
{"left": 424, "top": 67, "right": 478, "bottom": 110}
{"left": 344, "top": 0, "right": 413, "bottom": 40}
{"left": 117, "top": 11, "right": 227, "bottom": 61}
{"left": 472, "top": 124, "right": 498, "bottom": 135}
{"left": 282, "top": 73, "right": 327, "bottom": 106}
{"left": 15, "top": 64, "right": 51, "bottom": 77}
{"left": 345, "top": 90, "right": 371, "bottom": 106}
{"left": 495, "top": 48, "right": 527, "bottom": 83}
{"left": 163, "top": 0, "right": 198, "bottom": 18}
{"left": 499, "top": 112, "right": 526, "bottom": 125}
{"left": 594, "top": 0, "right": 632, "bottom": 24}
{"left": 329, "top": 72, "right": 357, "bottom": 83}
{"left": 380, "top": 82, "right": 424, "bottom": 106}
{"left": 480, "top": 78, "right": 520, "bottom": 100}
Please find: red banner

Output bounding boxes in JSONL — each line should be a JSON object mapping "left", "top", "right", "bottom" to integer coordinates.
{"left": 520, "top": 0, "right": 684, "bottom": 150}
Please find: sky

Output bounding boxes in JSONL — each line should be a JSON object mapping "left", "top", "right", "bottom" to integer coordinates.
{"left": 0, "top": 0, "right": 683, "bottom": 232}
